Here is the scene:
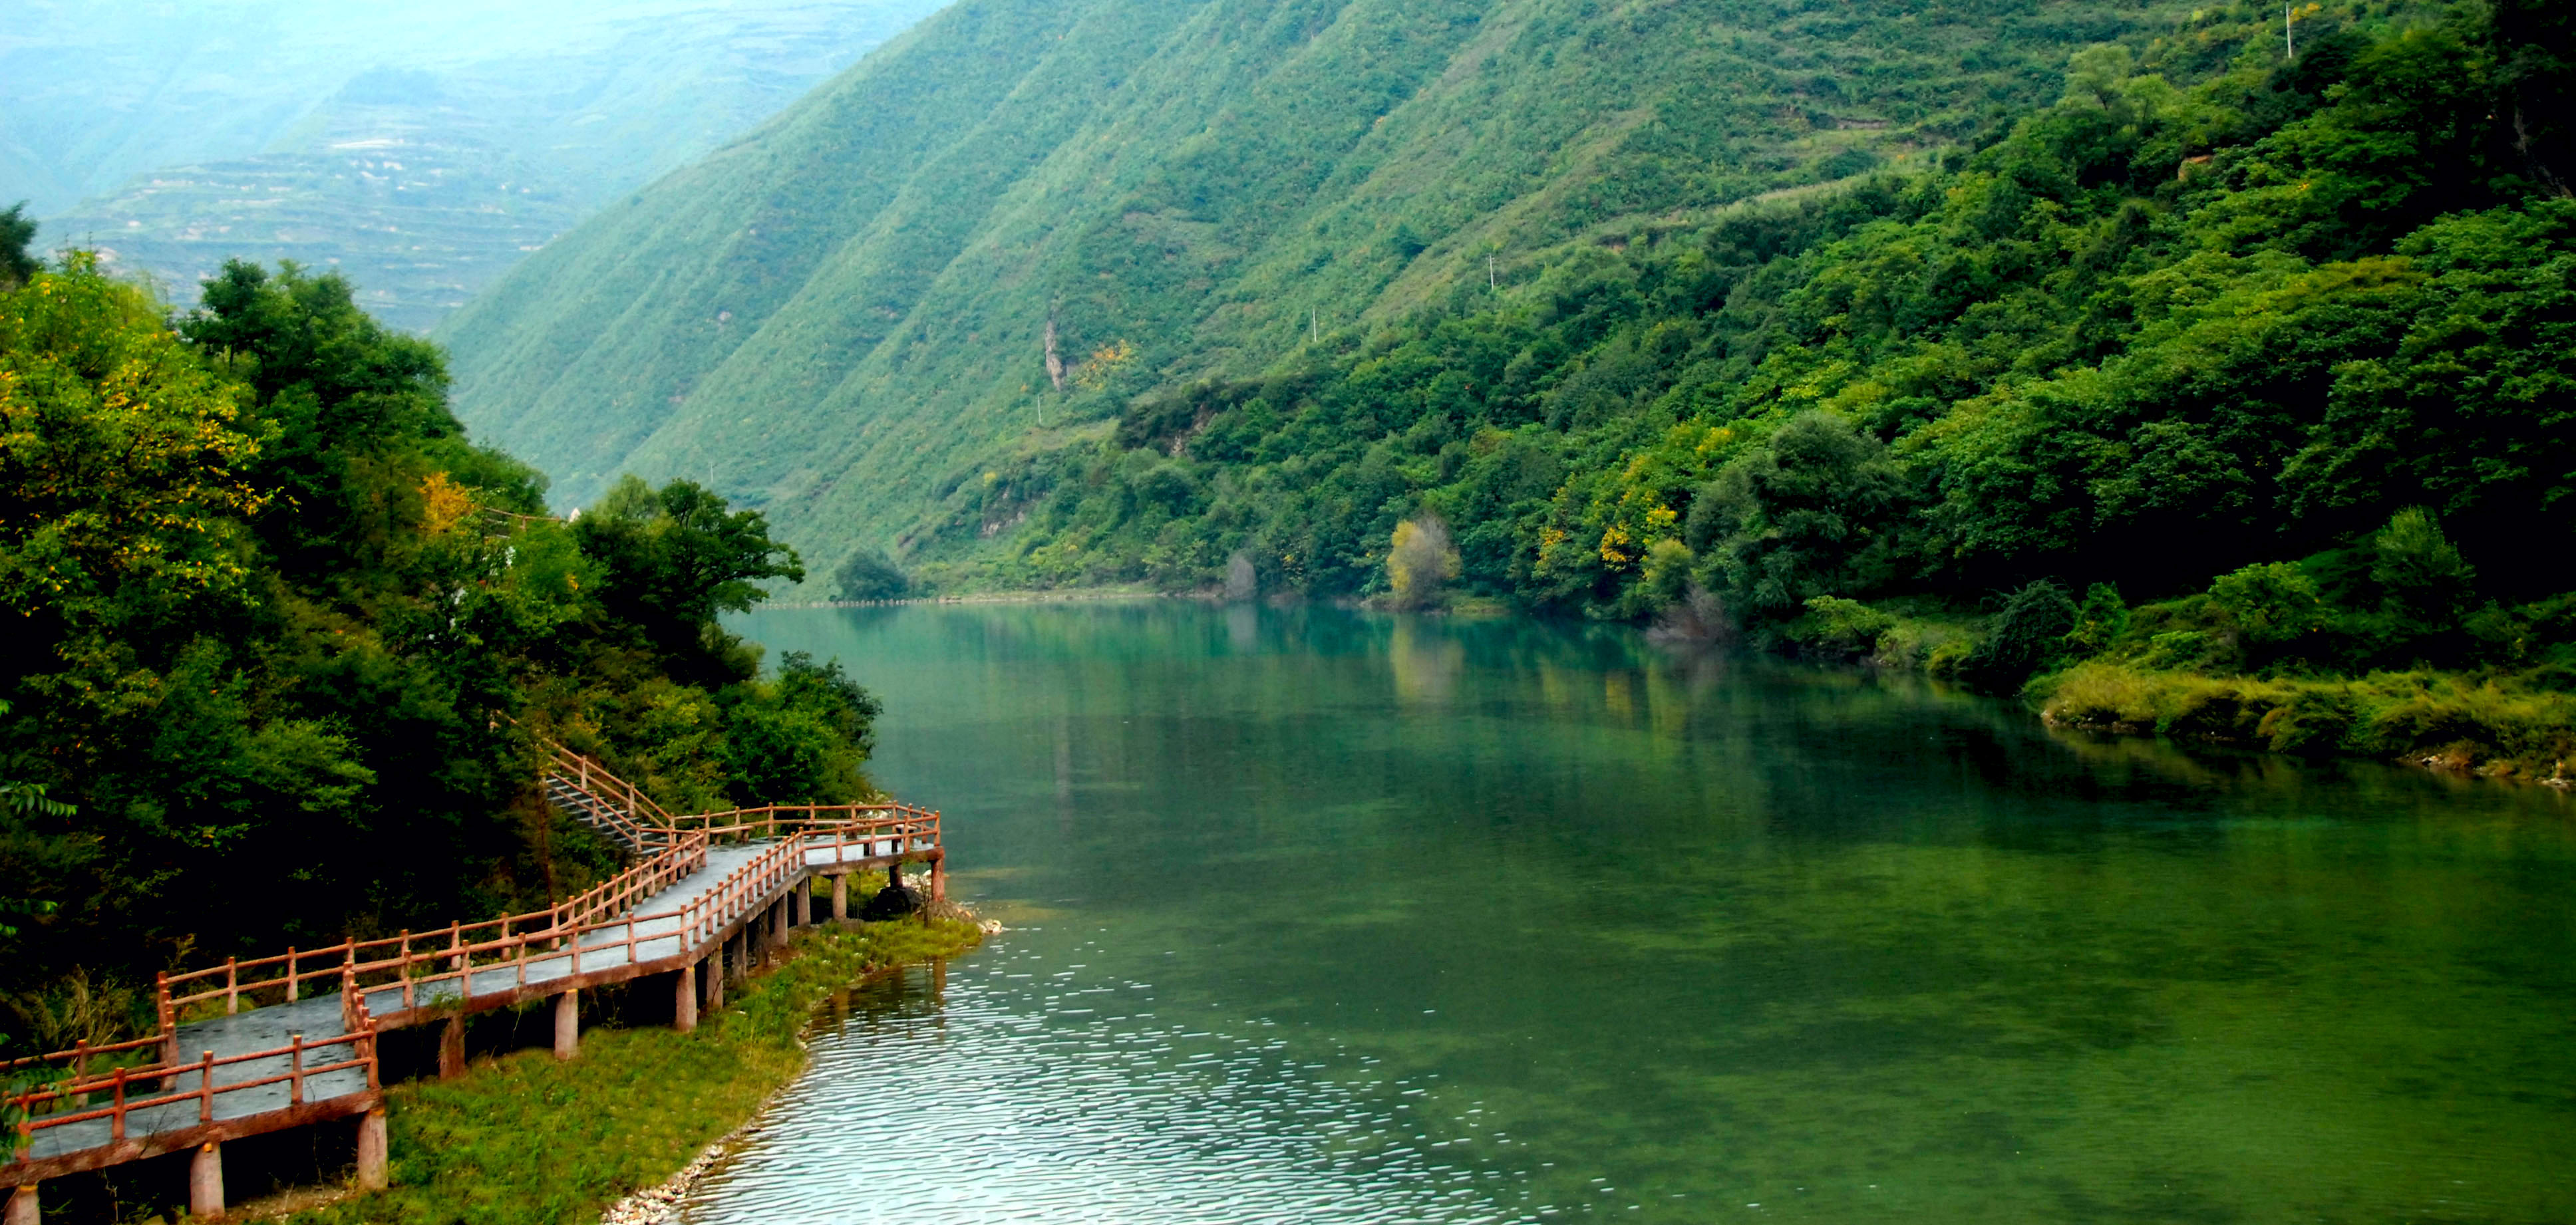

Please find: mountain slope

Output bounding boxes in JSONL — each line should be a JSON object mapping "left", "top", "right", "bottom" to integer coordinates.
{"left": 443, "top": 0, "right": 2194, "bottom": 575}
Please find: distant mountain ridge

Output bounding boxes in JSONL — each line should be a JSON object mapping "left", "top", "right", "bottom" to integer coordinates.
{"left": 442, "top": 0, "right": 2193, "bottom": 583}
{"left": 13, "top": 0, "right": 943, "bottom": 329}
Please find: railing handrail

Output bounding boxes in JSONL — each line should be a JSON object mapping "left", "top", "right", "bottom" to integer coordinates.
{"left": 540, "top": 740, "right": 680, "bottom": 833}
{"left": 158, "top": 814, "right": 937, "bottom": 1015}
{"left": 0, "top": 1033, "right": 172, "bottom": 1076}
{"left": 152, "top": 753, "right": 942, "bottom": 1060}
{"left": 6, "top": 1023, "right": 378, "bottom": 1153}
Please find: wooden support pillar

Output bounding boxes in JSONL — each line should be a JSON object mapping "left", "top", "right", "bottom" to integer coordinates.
{"left": 190, "top": 1141, "right": 225, "bottom": 1220}
{"left": 5, "top": 1184, "right": 38, "bottom": 1225}
{"left": 791, "top": 883, "right": 807, "bottom": 928}
{"left": 707, "top": 952, "right": 725, "bottom": 1010}
{"left": 437, "top": 1013, "right": 465, "bottom": 1079}
{"left": 674, "top": 964, "right": 698, "bottom": 1033}
{"left": 553, "top": 989, "right": 579, "bottom": 1061}
{"left": 356, "top": 1107, "right": 389, "bottom": 1191}
{"left": 832, "top": 873, "right": 850, "bottom": 922}
{"left": 772, "top": 897, "right": 787, "bottom": 948}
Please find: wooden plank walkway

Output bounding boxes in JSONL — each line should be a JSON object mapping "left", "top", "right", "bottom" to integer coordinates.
{"left": 3, "top": 748, "right": 945, "bottom": 1221}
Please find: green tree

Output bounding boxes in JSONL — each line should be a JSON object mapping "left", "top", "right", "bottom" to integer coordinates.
{"left": 832, "top": 548, "right": 912, "bottom": 602}
{"left": 720, "top": 653, "right": 882, "bottom": 804}
{"left": 575, "top": 476, "right": 804, "bottom": 681}
{"left": 0, "top": 204, "right": 34, "bottom": 291}
{"left": 1961, "top": 581, "right": 2080, "bottom": 691}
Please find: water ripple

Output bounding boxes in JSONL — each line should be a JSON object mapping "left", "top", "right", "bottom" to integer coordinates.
{"left": 680, "top": 931, "right": 1543, "bottom": 1225}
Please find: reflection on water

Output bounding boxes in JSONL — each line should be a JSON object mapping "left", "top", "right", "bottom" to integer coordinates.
{"left": 688, "top": 602, "right": 2576, "bottom": 1224}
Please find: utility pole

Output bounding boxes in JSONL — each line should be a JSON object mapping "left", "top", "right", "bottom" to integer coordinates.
{"left": 1488, "top": 253, "right": 1496, "bottom": 290}
{"left": 1311, "top": 309, "right": 1318, "bottom": 344}
{"left": 2285, "top": 2, "right": 2295, "bottom": 59}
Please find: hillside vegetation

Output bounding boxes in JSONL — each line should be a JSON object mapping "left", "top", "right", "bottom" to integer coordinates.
{"left": 452, "top": 0, "right": 2573, "bottom": 773}
{"left": 442, "top": 0, "right": 2199, "bottom": 526}
{"left": 0, "top": 251, "right": 880, "bottom": 1049}
{"left": 955, "top": 0, "right": 2575, "bottom": 773}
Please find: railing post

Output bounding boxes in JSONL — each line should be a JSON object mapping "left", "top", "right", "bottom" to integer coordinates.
{"left": 286, "top": 946, "right": 299, "bottom": 1002}
{"left": 111, "top": 1066, "right": 128, "bottom": 1141}
{"left": 199, "top": 1051, "right": 216, "bottom": 1123}
{"left": 289, "top": 1036, "right": 305, "bottom": 1105}
{"left": 225, "top": 957, "right": 239, "bottom": 1015}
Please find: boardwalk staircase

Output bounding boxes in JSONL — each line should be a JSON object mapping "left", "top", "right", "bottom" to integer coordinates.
{"left": 2, "top": 744, "right": 945, "bottom": 1223}
{"left": 538, "top": 742, "right": 677, "bottom": 855}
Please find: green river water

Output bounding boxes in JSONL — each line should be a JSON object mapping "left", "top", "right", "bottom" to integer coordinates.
{"left": 687, "top": 601, "right": 2576, "bottom": 1224}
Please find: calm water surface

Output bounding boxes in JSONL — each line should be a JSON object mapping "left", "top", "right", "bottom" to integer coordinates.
{"left": 688, "top": 601, "right": 2576, "bottom": 1223}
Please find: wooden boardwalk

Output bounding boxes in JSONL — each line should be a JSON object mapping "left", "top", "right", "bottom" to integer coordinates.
{"left": 3, "top": 747, "right": 945, "bottom": 1222}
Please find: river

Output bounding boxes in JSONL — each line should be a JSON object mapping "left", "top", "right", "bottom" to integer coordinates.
{"left": 685, "top": 600, "right": 2576, "bottom": 1223}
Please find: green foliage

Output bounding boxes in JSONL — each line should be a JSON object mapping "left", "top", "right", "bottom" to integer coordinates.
{"left": 2209, "top": 562, "right": 2328, "bottom": 644}
{"left": 718, "top": 653, "right": 882, "bottom": 805}
{"left": 2066, "top": 584, "right": 2130, "bottom": 657}
{"left": 1961, "top": 581, "right": 2082, "bottom": 691}
{"left": 832, "top": 548, "right": 911, "bottom": 602}
{"left": 1786, "top": 595, "right": 1897, "bottom": 657}
{"left": 2039, "top": 661, "right": 2576, "bottom": 776}
{"left": 0, "top": 204, "right": 33, "bottom": 291}
{"left": 574, "top": 476, "right": 803, "bottom": 683}
{"left": 858, "top": 2, "right": 2576, "bottom": 763}
{"left": 2368, "top": 507, "right": 2477, "bottom": 630}
{"left": 446, "top": 0, "right": 2212, "bottom": 582}
{"left": 0, "top": 256, "right": 878, "bottom": 1043}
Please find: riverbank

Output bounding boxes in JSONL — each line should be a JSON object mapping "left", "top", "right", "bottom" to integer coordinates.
{"left": 1766, "top": 593, "right": 2576, "bottom": 785}
{"left": 2032, "top": 661, "right": 2576, "bottom": 785}
{"left": 764, "top": 585, "right": 1168, "bottom": 609}
{"left": 261, "top": 915, "right": 985, "bottom": 1225}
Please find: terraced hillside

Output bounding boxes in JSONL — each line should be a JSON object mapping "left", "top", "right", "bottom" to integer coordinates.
{"left": 17, "top": 0, "right": 942, "bottom": 329}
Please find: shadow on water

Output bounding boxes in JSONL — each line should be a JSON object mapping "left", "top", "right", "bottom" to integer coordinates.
{"left": 682, "top": 601, "right": 2576, "bottom": 1224}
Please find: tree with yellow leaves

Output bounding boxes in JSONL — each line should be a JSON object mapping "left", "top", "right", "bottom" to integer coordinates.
{"left": 1386, "top": 513, "right": 1461, "bottom": 611}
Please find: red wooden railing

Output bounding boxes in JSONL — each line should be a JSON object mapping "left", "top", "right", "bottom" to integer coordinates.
{"left": 156, "top": 802, "right": 941, "bottom": 1029}
{"left": 540, "top": 741, "right": 679, "bottom": 851}
{"left": 7, "top": 990, "right": 377, "bottom": 1160}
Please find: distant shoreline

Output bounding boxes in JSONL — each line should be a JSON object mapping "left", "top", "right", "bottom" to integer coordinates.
{"left": 758, "top": 586, "right": 1172, "bottom": 610}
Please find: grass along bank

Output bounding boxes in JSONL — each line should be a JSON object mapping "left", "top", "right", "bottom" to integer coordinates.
{"left": 2033, "top": 663, "right": 2576, "bottom": 784}
{"left": 259, "top": 904, "right": 983, "bottom": 1225}
{"left": 1768, "top": 563, "right": 2576, "bottom": 785}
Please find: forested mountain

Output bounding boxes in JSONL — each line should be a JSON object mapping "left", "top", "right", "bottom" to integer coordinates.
{"left": 456, "top": 0, "right": 2572, "bottom": 771}
{"left": 442, "top": 0, "right": 2195, "bottom": 531}
{"left": 9, "top": 0, "right": 941, "bottom": 330}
